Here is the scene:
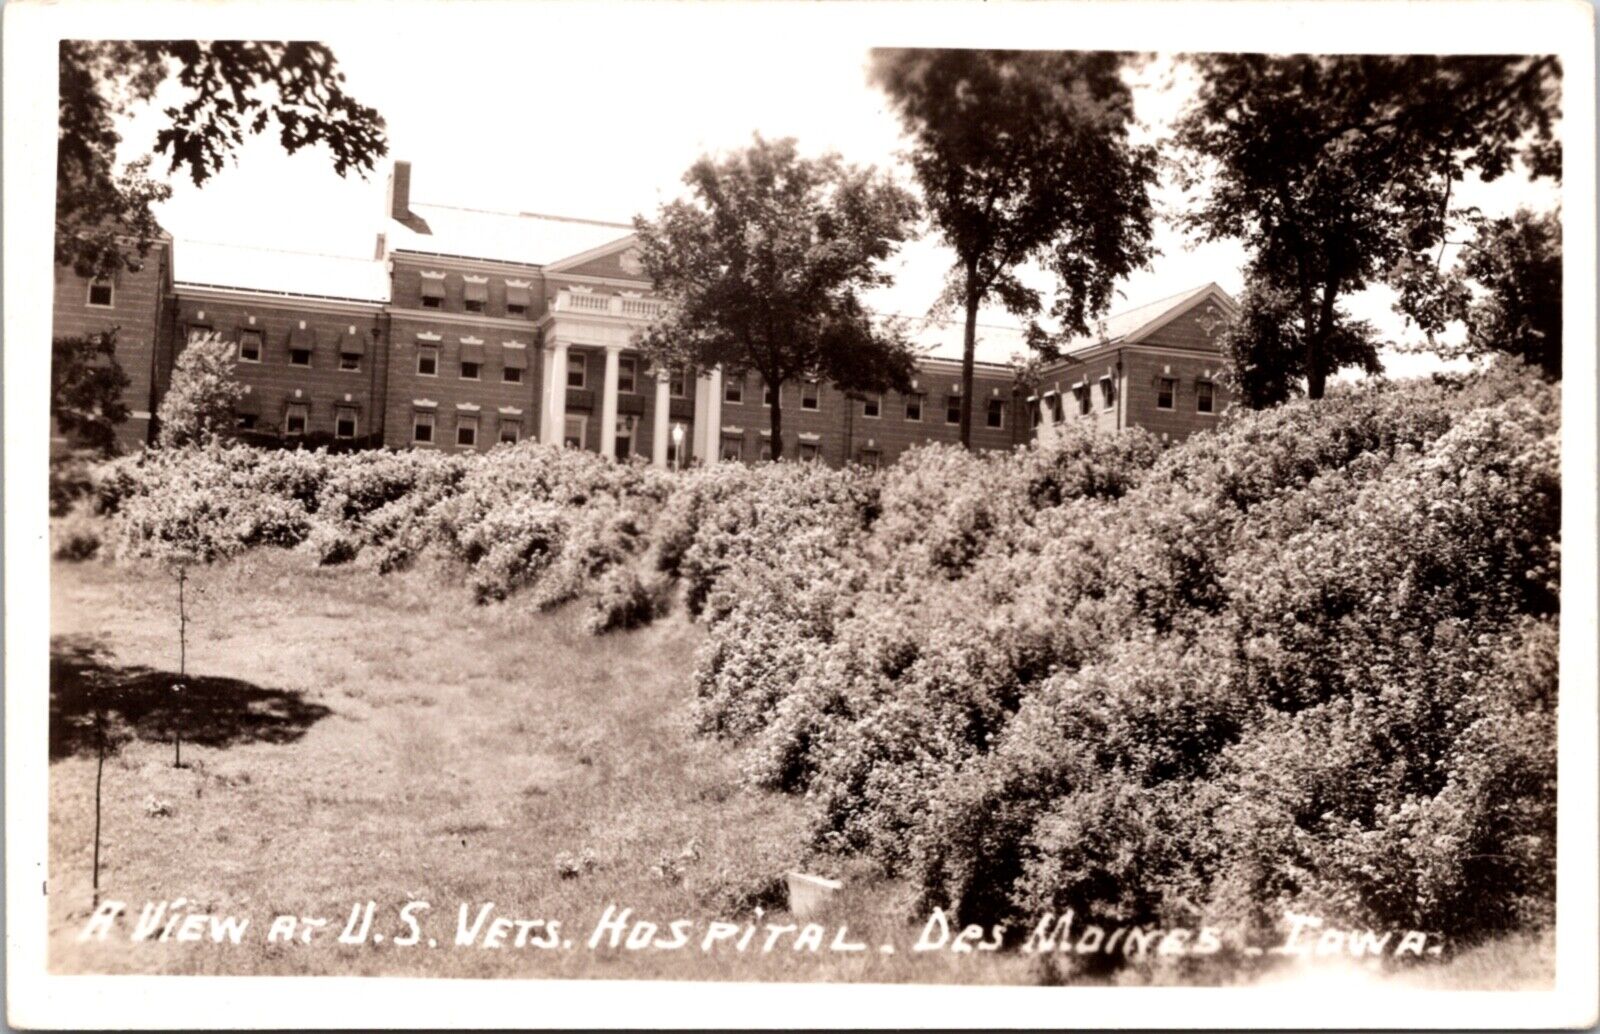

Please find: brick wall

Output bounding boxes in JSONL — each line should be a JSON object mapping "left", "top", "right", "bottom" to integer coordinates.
{"left": 52, "top": 244, "right": 171, "bottom": 451}
{"left": 384, "top": 313, "right": 541, "bottom": 451}
{"left": 171, "top": 291, "right": 387, "bottom": 444}
{"left": 389, "top": 254, "right": 548, "bottom": 322}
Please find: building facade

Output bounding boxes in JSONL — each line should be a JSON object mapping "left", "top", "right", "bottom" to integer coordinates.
{"left": 52, "top": 161, "right": 1236, "bottom": 464}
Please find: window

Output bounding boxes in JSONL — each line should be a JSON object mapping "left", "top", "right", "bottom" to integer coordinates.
{"left": 464, "top": 298, "right": 485, "bottom": 314}
{"left": 670, "top": 366, "right": 688, "bottom": 399}
{"left": 499, "top": 420, "right": 521, "bottom": 444}
{"left": 460, "top": 360, "right": 481, "bottom": 380}
{"left": 422, "top": 294, "right": 442, "bottom": 309}
{"left": 1156, "top": 376, "right": 1176, "bottom": 411}
{"left": 618, "top": 357, "right": 637, "bottom": 394}
{"left": 456, "top": 415, "right": 479, "bottom": 447}
{"left": 238, "top": 329, "right": 263, "bottom": 363}
{"left": 187, "top": 324, "right": 213, "bottom": 345}
{"left": 720, "top": 436, "right": 743, "bottom": 462}
{"left": 1031, "top": 399, "right": 1043, "bottom": 429}
{"left": 567, "top": 353, "right": 587, "bottom": 388}
{"left": 946, "top": 395, "right": 961, "bottom": 425}
{"left": 986, "top": 398, "right": 1005, "bottom": 429}
{"left": 759, "top": 440, "right": 773, "bottom": 461}
{"left": 862, "top": 393, "right": 881, "bottom": 418}
{"left": 335, "top": 407, "right": 358, "bottom": 440}
{"left": 763, "top": 381, "right": 776, "bottom": 407}
{"left": 799, "top": 441, "right": 820, "bottom": 463}
{"left": 290, "top": 347, "right": 312, "bottom": 367}
{"left": 417, "top": 347, "right": 438, "bottom": 377}
{"left": 284, "top": 402, "right": 309, "bottom": 437}
{"left": 1051, "top": 393, "right": 1065, "bottom": 423}
{"left": 506, "top": 301, "right": 528, "bottom": 316}
{"left": 339, "top": 327, "right": 365, "bottom": 371}
{"left": 860, "top": 448, "right": 881, "bottom": 469}
{"left": 413, "top": 411, "right": 435, "bottom": 444}
{"left": 723, "top": 373, "right": 743, "bottom": 404}
{"left": 237, "top": 413, "right": 259, "bottom": 431}
{"left": 1196, "top": 380, "right": 1215, "bottom": 414}
{"left": 1075, "top": 384, "right": 1091, "bottom": 416}
{"left": 420, "top": 275, "right": 446, "bottom": 309}
{"left": 562, "top": 415, "right": 586, "bottom": 449}
{"left": 1100, "top": 376, "right": 1115, "bottom": 409}
{"left": 503, "top": 365, "right": 523, "bottom": 384}
{"left": 905, "top": 394, "right": 923, "bottom": 422}
{"left": 801, "top": 381, "right": 820, "bottom": 411}
{"left": 87, "top": 281, "right": 114, "bottom": 307}
{"left": 463, "top": 279, "right": 488, "bottom": 314}
{"left": 506, "top": 282, "right": 532, "bottom": 317}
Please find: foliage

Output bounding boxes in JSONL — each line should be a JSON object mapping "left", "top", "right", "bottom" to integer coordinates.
{"left": 633, "top": 135, "right": 920, "bottom": 458}
{"left": 679, "top": 365, "right": 1559, "bottom": 954}
{"left": 156, "top": 332, "right": 244, "bottom": 448}
{"left": 52, "top": 329, "right": 131, "bottom": 454}
{"left": 1392, "top": 208, "right": 1563, "bottom": 378}
{"left": 58, "top": 40, "right": 386, "bottom": 279}
{"left": 870, "top": 49, "right": 1157, "bottom": 445}
{"left": 1174, "top": 54, "right": 1560, "bottom": 399}
{"left": 1217, "top": 278, "right": 1383, "bottom": 409}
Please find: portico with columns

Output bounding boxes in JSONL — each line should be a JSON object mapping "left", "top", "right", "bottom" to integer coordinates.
{"left": 536, "top": 284, "right": 720, "bottom": 467}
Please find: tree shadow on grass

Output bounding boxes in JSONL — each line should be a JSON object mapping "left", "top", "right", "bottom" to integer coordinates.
{"left": 50, "top": 634, "right": 332, "bottom": 761}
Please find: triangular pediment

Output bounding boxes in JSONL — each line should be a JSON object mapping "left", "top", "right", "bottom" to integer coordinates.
{"left": 545, "top": 234, "right": 650, "bottom": 283}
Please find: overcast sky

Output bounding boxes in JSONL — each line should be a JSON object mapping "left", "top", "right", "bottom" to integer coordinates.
{"left": 115, "top": 12, "right": 1562, "bottom": 378}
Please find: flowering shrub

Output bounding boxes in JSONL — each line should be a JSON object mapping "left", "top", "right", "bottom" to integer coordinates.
{"left": 683, "top": 363, "right": 1560, "bottom": 952}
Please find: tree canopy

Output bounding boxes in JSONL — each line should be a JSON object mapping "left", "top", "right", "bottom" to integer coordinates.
{"left": 1392, "top": 207, "right": 1562, "bottom": 379}
{"left": 1175, "top": 54, "right": 1560, "bottom": 401}
{"left": 870, "top": 49, "right": 1158, "bottom": 446}
{"left": 156, "top": 332, "right": 244, "bottom": 448}
{"left": 633, "top": 135, "right": 920, "bottom": 460}
{"left": 58, "top": 41, "right": 388, "bottom": 279}
{"left": 51, "top": 329, "right": 131, "bottom": 454}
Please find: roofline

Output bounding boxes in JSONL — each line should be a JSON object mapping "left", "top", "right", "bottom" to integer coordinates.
{"left": 411, "top": 201, "right": 632, "bottom": 231}
{"left": 173, "top": 282, "right": 387, "bottom": 310}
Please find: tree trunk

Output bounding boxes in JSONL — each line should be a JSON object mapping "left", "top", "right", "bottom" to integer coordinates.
{"left": 959, "top": 269, "right": 980, "bottom": 450}
{"left": 1306, "top": 276, "right": 1341, "bottom": 401}
{"left": 174, "top": 567, "right": 186, "bottom": 768}
{"left": 768, "top": 380, "right": 784, "bottom": 460}
{"left": 93, "top": 710, "right": 105, "bottom": 908}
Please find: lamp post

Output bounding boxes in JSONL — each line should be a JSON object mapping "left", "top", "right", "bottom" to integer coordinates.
{"left": 670, "top": 422, "right": 684, "bottom": 472}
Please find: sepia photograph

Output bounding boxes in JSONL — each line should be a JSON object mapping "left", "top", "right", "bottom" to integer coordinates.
{"left": 5, "top": 0, "right": 1597, "bottom": 1027}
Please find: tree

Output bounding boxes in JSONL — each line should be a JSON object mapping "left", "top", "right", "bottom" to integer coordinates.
{"left": 1174, "top": 55, "right": 1560, "bottom": 400}
{"left": 58, "top": 41, "right": 388, "bottom": 279}
{"left": 1391, "top": 208, "right": 1562, "bottom": 379}
{"left": 156, "top": 332, "right": 244, "bottom": 448}
{"left": 52, "top": 328, "right": 131, "bottom": 453}
{"left": 1218, "top": 275, "right": 1383, "bottom": 409}
{"left": 869, "top": 49, "right": 1158, "bottom": 447}
{"left": 633, "top": 136, "right": 920, "bottom": 460}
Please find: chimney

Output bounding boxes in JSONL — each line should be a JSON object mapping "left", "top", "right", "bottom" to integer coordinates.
{"left": 385, "top": 160, "right": 431, "bottom": 234}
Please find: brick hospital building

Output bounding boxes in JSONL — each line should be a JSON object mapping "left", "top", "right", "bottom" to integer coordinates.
{"left": 53, "top": 161, "right": 1238, "bottom": 465}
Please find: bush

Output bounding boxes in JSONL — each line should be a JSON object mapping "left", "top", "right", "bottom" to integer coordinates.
{"left": 52, "top": 500, "right": 105, "bottom": 560}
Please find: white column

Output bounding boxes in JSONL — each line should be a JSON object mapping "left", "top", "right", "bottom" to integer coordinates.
{"left": 652, "top": 368, "right": 670, "bottom": 469}
{"left": 599, "top": 343, "right": 622, "bottom": 459}
{"left": 704, "top": 366, "right": 724, "bottom": 465}
{"left": 691, "top": 371, "right": 710, "bottom": 463}
{"left": 545, "top": 340, "right": 569, "bottom": 445}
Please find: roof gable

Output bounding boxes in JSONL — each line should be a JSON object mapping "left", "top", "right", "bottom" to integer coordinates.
{"left": 545, "top": 235, "right": 650, "bottom": 282}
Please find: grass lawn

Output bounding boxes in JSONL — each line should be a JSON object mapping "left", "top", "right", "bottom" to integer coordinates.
{"left": 46, "top": 553, "right": 1553, "bottom": 987}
